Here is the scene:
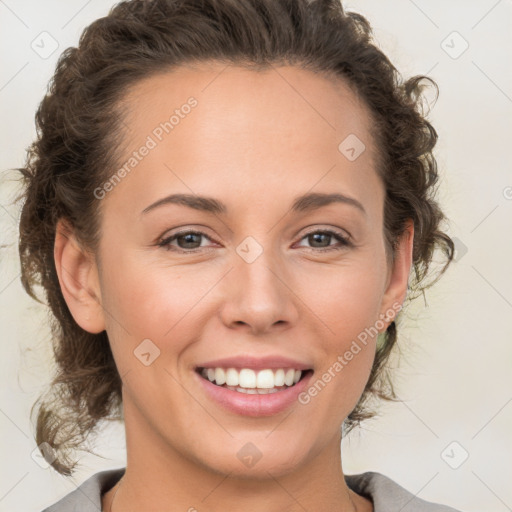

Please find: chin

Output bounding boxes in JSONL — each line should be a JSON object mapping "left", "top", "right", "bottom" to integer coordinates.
{"left": 188, "top": 436, "right": 311, "bottom": 479}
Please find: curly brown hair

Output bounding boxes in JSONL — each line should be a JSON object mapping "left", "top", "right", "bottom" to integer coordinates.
{"left": 15, "top": 0, "right": 454, "bottom": 476}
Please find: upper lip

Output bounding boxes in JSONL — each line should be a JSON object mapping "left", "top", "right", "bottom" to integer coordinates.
{"left": 195, "top": 355, "right": 313, "bottom": 371}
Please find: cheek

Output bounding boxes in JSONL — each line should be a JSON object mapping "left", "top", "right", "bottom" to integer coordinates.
{"left": 303, "top": 258, "right": 386, "bottom": 344}
{"left": 298, "top": 258, "right": 386, "bottom": 405}
{"left": 97, "top": 249, "right": 209, "bottom": 367}
{"left": 295, "top": 271, "right": 383, "bottom": 427}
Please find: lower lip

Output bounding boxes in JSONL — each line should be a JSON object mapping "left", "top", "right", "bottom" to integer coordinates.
{"left": 195, "top": 370, "right": 313, "bottom": 417}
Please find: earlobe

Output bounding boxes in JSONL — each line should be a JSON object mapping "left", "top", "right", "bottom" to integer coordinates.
{"left": 379, "top": 219, "right": 414, "bottom": 330}
{"left": 53, "top": 219, "right": 105, "bottom": 334}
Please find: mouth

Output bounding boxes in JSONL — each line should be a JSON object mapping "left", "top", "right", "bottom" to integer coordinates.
{"left": 195, "top": 366, "right": 314, "bottom": 394}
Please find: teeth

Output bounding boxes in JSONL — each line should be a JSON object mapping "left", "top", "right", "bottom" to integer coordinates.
{"left": 256, "top": 369, "right": 274, "bottom": 388}
{"left": 225, "top": 385, "right": 280, "bottom": 394}
{"left": 274, "top": 369, "right": 285, "bottom": 386}
{"left": 214, "top": 368, "right": 226, "bottom": 385}
{"left": 200, "top": 367, "right": 305, "bottom": 390}
{"left": 239, "top": 369, "right": 256, "bottom": 388}
{"left": 225, "top": 368, "right": 239, "bottom": 386}
{"left": 284, "top": 369, "right": 295, "bottom": 386}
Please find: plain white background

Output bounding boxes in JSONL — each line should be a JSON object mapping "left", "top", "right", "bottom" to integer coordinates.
{"left": 1, "top": 1, "right": 511, "bottom": 511}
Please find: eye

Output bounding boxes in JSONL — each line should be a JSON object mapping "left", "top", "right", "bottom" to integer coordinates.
{"left": 157, "top": 230, "right": 217, "bottom": 252}
{"left": 157, "top": 228, "right": 352, "bottom": 254}
{"left": 295, "top": 229, "right": 352, "bottom": 252}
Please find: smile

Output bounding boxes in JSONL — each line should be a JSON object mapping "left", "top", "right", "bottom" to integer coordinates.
{"left": 197, "top": 367, "right": 310, "bottom": 394}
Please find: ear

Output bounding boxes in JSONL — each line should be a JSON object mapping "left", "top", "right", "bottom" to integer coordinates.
{"left": 53, "top": 218, "right": 105, "bottom": 334}
{"left": 378, "top": 219, "right": 414, "bottom": 330}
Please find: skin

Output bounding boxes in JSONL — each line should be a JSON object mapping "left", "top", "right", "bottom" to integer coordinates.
{"left": 54, "top": 62, "right": 413, "bottom": 511}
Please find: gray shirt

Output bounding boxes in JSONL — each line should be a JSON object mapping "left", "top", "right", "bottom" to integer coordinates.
{"left": 41, "top": 467, "right": 462, "bottom": 511}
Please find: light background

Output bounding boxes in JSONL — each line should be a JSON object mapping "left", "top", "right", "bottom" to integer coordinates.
{"left": 1, "top": 1, "right": 511, "bottom": 511}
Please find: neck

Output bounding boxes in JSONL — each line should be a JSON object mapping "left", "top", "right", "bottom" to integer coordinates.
{"left": 104, "top": 401, "right": 371, "bottom": 512}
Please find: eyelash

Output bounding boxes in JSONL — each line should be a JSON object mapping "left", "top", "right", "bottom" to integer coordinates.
{"left": 157, "top": 228, "right": 352, "bottom": 254}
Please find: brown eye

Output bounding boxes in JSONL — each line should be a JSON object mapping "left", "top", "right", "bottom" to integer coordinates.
{"left": 158, "top": 230, "right": 215, "bottom": 252}
{"left": 296, "top": 230, "right": 352, "bottom": 252}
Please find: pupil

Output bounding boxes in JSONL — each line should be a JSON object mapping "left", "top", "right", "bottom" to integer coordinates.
{"left": 180, "top": 233, "right": 200, "bottom": 248}
{"left": 310, "top": 233, "right": 329, "bottom": 247}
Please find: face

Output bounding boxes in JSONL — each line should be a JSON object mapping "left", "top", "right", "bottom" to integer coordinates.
{"left": 69, "top": 63, "right": 411, "bottom": 478}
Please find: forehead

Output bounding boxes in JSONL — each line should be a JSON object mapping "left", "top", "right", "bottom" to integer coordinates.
{"left": 122, "top": 62, "right": 373, "bottom": 142}
{"left": 106, "top": 62, "right": 381, "bottom": 219}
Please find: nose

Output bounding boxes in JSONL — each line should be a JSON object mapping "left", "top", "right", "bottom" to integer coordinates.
{"left": 218, "top": 247, "right": 300, "bottom": 336}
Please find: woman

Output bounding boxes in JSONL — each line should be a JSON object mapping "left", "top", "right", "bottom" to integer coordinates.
{"left": 17, "top": 0, "right": 459, "bottom": 510}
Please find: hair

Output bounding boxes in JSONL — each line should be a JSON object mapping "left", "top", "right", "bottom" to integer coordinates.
{"left": 15, "top": 0, "right": 454, "bottom": 475}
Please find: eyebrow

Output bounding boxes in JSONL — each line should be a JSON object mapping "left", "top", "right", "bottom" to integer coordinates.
{"left": 140, "top": 192, "right": 366, "bottom": 217}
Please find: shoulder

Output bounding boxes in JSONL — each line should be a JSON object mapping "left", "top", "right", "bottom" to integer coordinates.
{"left": 41, "top": 468, "right": 125, "bottom": 512}
{"left": 345, "top": 471, "right": 463, "bottom": 512}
